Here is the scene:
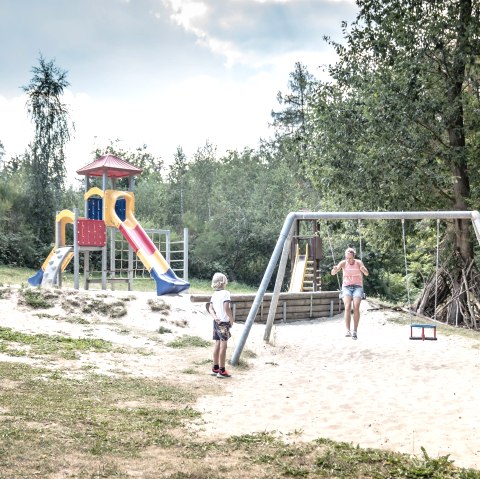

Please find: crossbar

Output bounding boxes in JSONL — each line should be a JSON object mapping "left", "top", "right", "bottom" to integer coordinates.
{"left": 230, "top": 210, "right": 480, "bottom": 365}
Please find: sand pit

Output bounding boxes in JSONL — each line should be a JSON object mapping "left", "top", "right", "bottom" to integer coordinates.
{"left": 194, "top": 301, "right": 480, "bottom": 470}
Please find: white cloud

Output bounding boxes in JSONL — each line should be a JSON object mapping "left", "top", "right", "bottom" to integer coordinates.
{"left": 0, "top": 0, "right": 358, "bottom": 186}
{"left": 0, "top": 95, "right": 33, "bottom": 157}
{"left": 162, "top": 0, "right": 208, "bottom": 32}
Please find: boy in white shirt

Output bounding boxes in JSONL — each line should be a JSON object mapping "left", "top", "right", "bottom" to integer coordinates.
{"left": 208, "top": 272, "right": 234, "bottom": 378}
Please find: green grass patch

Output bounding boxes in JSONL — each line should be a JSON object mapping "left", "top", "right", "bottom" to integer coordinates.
{"left": 0, "top": 327, "right": 113, "bottom": 358}
{"left": 167, "top": 335, "right": 210, "bottom": 348}
{"left": 18, "top": 287, "right": 60, "bottom": 309}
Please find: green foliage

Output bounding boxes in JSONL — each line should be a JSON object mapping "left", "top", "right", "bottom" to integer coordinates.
{"left": 303, "top": 0, "right": 479, "bottom": 262}
{"left": 95, "top": 141, "right": 164, "bottom": 183}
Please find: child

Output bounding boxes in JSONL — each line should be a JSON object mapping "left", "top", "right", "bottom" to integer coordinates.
{"left": 208, "top": 272, "right": 234, "bottom": 378}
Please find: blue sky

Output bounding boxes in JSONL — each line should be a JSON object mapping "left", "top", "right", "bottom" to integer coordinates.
{"left": 0, "top": 0, "right": 358, "bottom": 182}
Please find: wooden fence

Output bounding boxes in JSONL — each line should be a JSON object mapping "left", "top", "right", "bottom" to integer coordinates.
{"left": 190, "top": 291, "right": 344, "bottom": 323}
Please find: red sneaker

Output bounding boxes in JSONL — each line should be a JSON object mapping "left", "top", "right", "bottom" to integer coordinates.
{"left": 216, "top": 370, "right": 232, "bottom": 378}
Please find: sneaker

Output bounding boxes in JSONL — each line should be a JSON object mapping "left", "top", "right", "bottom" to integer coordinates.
{"left": 352, "top": 332, "right": 358, "bottom": 340}
{"left": 217, "top": 370, "right": 232, "bottom": 378}
{"left": 211, "top": 367, "right": 220, "bottom": 376}
{"left": 345, "top": 331, "right": 351, "bottom": 337}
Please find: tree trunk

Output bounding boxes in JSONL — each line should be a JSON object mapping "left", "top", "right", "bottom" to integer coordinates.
{"left": 447, "top": 0, "right": 473, "bottom": 264}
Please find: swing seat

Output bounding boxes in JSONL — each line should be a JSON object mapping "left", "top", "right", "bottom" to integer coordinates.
{"left": 410, "top": 323, "right": 437, "bottom": 341}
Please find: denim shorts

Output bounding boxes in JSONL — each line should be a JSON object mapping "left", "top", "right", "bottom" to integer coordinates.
{"left": 341, "top": 285, "right": 364, "bottom": 299}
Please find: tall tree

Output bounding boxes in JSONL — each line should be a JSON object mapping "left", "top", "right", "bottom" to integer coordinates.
{"left": 271, "top": 62, "right": 316, "bottom": 171}
{"left": 23, "top": 55, "right": 73, "bottom": 240}
{"left": 306, "top": 0, "right": 480, "bottom": 324}
{"left": 310, "top": 0, "right": 479, "bottom": 260}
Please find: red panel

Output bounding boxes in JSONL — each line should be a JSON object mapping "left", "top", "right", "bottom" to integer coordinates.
{"left": 77, "top": 219, "right": 106, "bottom": 246}
{"left": 119, "top": 223, "right": 138, "bottom": 252}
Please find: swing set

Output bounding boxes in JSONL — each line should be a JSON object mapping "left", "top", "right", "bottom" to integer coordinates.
{"left": 231, "top": 210, "right": 480, "bottom": 366}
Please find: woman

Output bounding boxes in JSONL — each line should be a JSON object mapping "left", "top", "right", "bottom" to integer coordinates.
{"left": 331, "top": 247, "right": 369, "bottom": 340}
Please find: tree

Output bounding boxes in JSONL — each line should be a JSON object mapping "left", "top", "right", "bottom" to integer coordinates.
{"left": 0, "top": 155, "right": 38, "bottom": 267}
{"left": 306, "top": 0, "right": 480, "bottom": 325}
{"left": 166, "top": 146, "right": 189, "bottom": 227}
{"left": 23, "top": 55, "right": 73, "bottom": 241}
{"left": 271, "top": 62, "right": 316, "bottom": 173}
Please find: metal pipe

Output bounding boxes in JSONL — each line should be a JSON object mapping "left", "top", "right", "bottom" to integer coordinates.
{"left": 73, "top": 208, "right": 79, "bottom": 290}
{"left": 291, "top": 211, "right": 474, "bottom": 221}
{"left": 231, "top": 212, "right": 296, "bottom": 365}
{"left": 184, "top": 227, "right": 189, "bottom": 282}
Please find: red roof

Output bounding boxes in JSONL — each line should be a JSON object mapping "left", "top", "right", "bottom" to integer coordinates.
{"left": 76, "top": 154, "right": 143, "bottom": 178}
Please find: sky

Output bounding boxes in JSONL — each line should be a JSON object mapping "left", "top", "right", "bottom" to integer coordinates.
{"left": 0, "top": 0, "right": 358, "bottom": 183}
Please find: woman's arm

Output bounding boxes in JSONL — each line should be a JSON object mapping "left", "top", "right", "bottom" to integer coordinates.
{"left": 359, "top": 261, "right": 369, "bottom": 276}
{"left": 331, "top": 260, "right": 345, "bottom": 275}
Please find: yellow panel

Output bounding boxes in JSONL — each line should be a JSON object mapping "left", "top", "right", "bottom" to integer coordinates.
{"left": 55, "top": 210, "right": 75, "bottom": 247}
{"left": 84, "top": 187, "right": 104, "bottom": 200}
{"left": 104, "top": 190, "right": 135, "bottom": 228}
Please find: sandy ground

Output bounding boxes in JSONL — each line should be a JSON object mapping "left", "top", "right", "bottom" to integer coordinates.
{"left": 1, "top": 286, "right": 479, "bottom": 470}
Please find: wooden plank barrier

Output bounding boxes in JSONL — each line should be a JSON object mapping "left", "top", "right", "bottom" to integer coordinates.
{"left": 190, "top": 291, "right": 344, "bottom": 323}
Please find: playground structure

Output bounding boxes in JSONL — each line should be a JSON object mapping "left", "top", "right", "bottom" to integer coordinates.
{"left": 28, "top": 154, "right": 190, "bottom": 295}
{"left": 230, "top": 210, "right": 480, "bottom": 365}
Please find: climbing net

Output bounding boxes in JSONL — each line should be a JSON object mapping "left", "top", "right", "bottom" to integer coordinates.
{"left": 110, "top": 229, "right": 170, "bottom": 278}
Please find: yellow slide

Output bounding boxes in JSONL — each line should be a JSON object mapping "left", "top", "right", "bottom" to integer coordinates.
{"left": 289, "top": 244, "right": 308, "bottom": 293}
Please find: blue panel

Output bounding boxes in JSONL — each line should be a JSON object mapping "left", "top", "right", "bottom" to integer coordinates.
{"left": 115, "top": 198, "right": 126, "bottom": 222}
{"left": 87, "top": 198, "right": 103, "bottom": 220}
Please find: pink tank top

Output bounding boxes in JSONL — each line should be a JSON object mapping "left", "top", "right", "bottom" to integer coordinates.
{"left": 343, "top": 260, "right": 363, "bottom": 287}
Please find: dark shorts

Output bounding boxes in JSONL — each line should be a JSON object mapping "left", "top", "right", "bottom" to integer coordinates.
{"left": 213, "top": 321, "right": 231, "bottom": 341}
{"left": 341, "top": 285, "right": 364, "bottom": 299}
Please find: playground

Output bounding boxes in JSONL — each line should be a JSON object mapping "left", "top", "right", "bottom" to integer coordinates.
{"left": 0, "top": 285, "right": 479, "bottom": 474}
{"left": 3, "top": 154, "right": 479, "bottom": 475}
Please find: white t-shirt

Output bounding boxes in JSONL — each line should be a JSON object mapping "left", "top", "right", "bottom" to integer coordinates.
{"left": 210, "top": 289, "right": 231, "bottom": 323}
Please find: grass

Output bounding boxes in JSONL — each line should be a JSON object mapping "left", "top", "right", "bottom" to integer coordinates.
{"left": 1, "top": 361, "right": 478, "bottom": 479}
{"left": 0, "top": 264, "right": 258, "bottom": 294}
{"left": 167, "top": 334, "right": 211, "bottom": 348}
{"left": 0, "top": 326, "right": 113, "bottom": 359}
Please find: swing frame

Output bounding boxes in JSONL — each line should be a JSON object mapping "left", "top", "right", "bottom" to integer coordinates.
{"left": 231, "top": 210, "right": 480, "bottom": 365}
